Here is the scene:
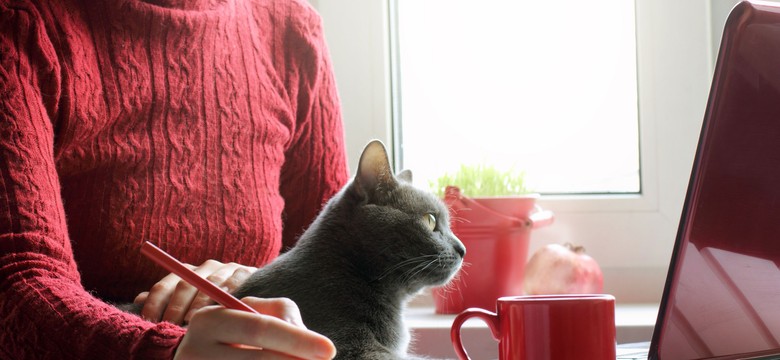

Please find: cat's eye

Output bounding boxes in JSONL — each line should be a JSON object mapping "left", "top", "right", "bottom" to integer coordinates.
{"left": 423, "top": 213, "right": 437, "bottom": 231}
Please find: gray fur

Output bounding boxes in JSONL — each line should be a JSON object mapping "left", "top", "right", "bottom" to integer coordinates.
{"left": 234, "top": 140, "right": 464, "bottom": 359}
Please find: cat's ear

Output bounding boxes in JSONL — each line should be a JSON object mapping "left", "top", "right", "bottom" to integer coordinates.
{"left": 397, "top": 169, "right": 413, "bottom": 183}
{"left": 355, "top": 140, "right": 396, "bottom": 199}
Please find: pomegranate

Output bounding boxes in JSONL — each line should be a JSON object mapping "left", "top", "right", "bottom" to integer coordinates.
{"left": 523, "top": 243, "right": 604, "bottom": 295}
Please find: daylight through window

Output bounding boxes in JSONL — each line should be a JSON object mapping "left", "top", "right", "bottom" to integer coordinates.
{"left": 393, "top": 0, "right": 640, "bottom": 194}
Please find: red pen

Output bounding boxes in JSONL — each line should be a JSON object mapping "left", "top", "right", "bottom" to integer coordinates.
{"left": 140, "top": 241, "right": 259, "bottom": 315}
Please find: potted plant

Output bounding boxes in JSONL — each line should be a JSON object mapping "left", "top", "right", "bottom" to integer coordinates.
{"left": 430, "top": 164, "right": 553, "bottom": 314}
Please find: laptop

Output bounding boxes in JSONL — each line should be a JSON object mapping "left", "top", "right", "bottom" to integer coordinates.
{"left": 617, "top": 1, "right": 780, "bottom": 359}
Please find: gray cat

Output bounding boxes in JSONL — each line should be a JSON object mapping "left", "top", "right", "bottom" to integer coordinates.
{"left": 127, "top": 140, "right": 465, "bottom": 359}
{"left": 232, "top": 140, "right": 465, "bottom": 359}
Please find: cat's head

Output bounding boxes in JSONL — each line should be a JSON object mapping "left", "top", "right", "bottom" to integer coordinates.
{"left": 340, "top": 140, "right": 465, "bottom": 295}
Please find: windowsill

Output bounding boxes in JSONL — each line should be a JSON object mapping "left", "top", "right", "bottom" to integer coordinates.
{"left": 405, "top": 304, "right": 659, "bottom": 359}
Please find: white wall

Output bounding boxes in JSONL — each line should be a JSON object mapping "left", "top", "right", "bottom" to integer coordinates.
{"left": 313, "top": 0, "right": 394, "bottom": 173}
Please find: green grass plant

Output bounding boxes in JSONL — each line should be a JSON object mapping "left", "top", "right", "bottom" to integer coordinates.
{"left": 430, "top": 164, "right": 531, "bottom": 197}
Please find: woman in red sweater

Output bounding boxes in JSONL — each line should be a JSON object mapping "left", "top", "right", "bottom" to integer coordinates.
{"left": 0, "top": 0, "right": 349, "bottom": 358}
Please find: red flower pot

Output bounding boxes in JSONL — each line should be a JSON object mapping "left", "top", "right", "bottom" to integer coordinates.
{"left": 433, "top": 186, "right": 554, "bottom": 314}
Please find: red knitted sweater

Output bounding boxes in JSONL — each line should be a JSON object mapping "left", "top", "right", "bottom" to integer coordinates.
{"left": 0, "top": 0, "right": 349, "bottom": 358}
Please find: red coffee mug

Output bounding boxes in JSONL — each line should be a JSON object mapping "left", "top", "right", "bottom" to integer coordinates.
{"left": 451, "top": 294, "right": 616, "bottom": 360}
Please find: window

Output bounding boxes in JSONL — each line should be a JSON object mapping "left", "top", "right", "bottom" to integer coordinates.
{"left": 313, "top": 0, "right": 720, "bottom": 303}
{"left": 394, "top": 0, "right": 640, "bottom": 194}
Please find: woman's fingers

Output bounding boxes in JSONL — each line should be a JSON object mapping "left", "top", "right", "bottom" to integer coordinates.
{"left": 216, "top": 265, "right": 255, "bottom": 294}
{"left": 133, "top": 291, "right": 149, "bottom": 304}
{"left": 139, "top": 260, "right": 258, "bottom": 325}
{"left": 174, "top": 342, "right": 303, "bottom": 360}
{"left": 162, "top": 260, "right": 239, "bottom": 324}
{"left": 140, "top": 263, "right": 195, "bottom": 323}
{"left": 160, "top": 260, "right": 225, "bottom": 324}
{"left": 184, "top": 264, "right": 256, "bottom": 323}
{"left": 240, "top": 297, "right": 307, "bottom": 328}
{"left": 142, "top": 261, "right": 214, "bottom": 324}
{"left": 184, "top": 302, "right": 336, "bottom": 360}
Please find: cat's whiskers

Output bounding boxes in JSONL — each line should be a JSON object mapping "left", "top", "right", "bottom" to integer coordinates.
{"left": 458, "top": 261, "right": 472, "bottom": 276}
{"left": 400, "top": 257, "right": 440, "bottom": 283}
{"left": 397, "top": 253, "right": 462, "bottom": 284}
{"left": 449, "top": 215, "right": 470, "bottom": 224}
{"left": 446, "top": 204, "right": 471, "bottom": 225}
{"left": 434, "top": 260, "right": 470, "bottom": 294}
{"left": 372, "top": 255, "right": 439, "bottom": 282}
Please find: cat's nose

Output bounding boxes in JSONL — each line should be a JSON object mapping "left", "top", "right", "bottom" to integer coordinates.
{"left": 452, "top": 240, "right": 466, "bottom": 258}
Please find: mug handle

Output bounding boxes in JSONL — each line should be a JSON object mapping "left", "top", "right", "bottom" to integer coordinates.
{"left": 451, "top": 308, "right": 501, "bottom": 360}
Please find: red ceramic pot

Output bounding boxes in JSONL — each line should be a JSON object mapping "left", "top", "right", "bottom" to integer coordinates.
{"left": 432, "top": 186, "right": 553, "bottom": 314}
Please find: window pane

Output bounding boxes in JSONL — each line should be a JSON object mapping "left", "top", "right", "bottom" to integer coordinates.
{"left": 394, "top": 0, "right": 639, "bottom": 194}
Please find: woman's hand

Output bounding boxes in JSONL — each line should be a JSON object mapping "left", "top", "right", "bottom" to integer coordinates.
{"left": 175, "top": 297, "right": 337, "bottom": 360}
{"left": 134, "top": 260, "right": 257, "bottom": 325}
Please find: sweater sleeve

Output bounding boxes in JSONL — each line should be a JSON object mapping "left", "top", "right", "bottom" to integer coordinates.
{"left": 278, "top": 1, "right": 350, "bottom": 250}
{"left": 0, "top": 4, "right": 185, "bottom": 359}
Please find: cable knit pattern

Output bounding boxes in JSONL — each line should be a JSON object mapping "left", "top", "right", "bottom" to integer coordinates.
{"left": 0, "top": 0, "right": 349, "bottom": 358}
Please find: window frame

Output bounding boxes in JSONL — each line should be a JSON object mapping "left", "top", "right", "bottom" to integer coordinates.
{"left": 312, "top": 0, "right": 729, "bottom": 302}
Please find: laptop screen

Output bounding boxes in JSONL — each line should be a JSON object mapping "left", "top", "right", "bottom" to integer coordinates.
{"left": 651, "top": 2, "right": 780, "bottom": 359}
